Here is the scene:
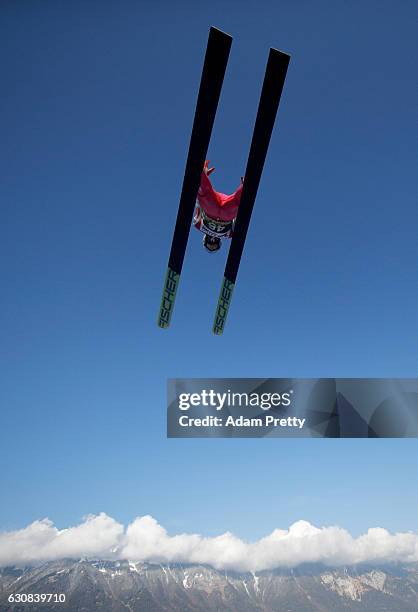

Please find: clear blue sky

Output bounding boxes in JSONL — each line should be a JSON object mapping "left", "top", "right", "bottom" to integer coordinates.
{"left": 1, "top": 0, "right": 417, "bottom": 539}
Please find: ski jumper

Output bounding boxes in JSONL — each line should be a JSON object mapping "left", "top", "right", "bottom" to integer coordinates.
{"left": 194, "top": 171, "right": 243, "bottom": 238}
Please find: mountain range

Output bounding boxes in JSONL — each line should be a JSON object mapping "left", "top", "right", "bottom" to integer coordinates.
{"left": 1, "top": 559, "right": 418, "bottom": 611}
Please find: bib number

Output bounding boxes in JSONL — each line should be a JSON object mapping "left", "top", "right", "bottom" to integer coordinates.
{"left": 202, "top": 216, "right": 232, "bottom": 237}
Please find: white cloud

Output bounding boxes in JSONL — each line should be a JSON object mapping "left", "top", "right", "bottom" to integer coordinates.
{"left": 0, "top": 513, "right": 123, "bottom": 567}
{"left": 1, "top": 514, "right": 418, "bottom": 571}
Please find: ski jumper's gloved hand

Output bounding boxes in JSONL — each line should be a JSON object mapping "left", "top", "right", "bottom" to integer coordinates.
{"left": 203, "top": 160, "right": 215, "bottom": 176}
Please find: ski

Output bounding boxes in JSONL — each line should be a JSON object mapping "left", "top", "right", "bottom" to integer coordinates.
{"left": 158, "top": 27, "right": 232, "bottom": 329}
{"left": 213, "top": 48, "right": 290, "bottom": 335}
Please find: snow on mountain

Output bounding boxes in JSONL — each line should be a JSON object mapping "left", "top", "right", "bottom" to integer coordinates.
{"left": 1, "top": 559, "right": 418, "bottom": 611}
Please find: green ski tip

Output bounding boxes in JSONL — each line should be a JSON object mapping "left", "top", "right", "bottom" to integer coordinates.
{"left": 213, "top": 277, "right": 235, "bottom": 335}
{"left": 158, "top": 267, "right": 180, "bottom": 329}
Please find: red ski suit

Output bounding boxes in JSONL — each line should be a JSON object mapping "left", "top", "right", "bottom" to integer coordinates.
{"left": 194, "top": 172, "right": 243, "bottom": 238}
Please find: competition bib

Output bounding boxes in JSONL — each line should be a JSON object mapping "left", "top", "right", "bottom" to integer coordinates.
{"left": 201, "top": 211, "right": 233, "bottom": 237}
